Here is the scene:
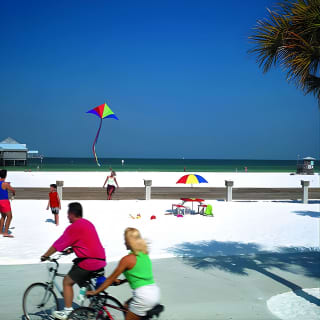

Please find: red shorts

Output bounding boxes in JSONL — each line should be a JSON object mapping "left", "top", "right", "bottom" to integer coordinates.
{"left": 0, "top": 199, "right": 11, "bottom": 213}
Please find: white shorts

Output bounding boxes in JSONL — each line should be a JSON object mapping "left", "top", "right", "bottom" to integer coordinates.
{"left": 129, "top": 284, "right": 161, "bottom": 316}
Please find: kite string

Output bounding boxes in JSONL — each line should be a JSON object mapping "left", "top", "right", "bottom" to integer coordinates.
{"left": 92, "top": 118, "right": 103, "bottom": 166}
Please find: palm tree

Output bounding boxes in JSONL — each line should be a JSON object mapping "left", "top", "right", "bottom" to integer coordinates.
{"left": 249, "top": 0, "right": 320, "bottom": 105}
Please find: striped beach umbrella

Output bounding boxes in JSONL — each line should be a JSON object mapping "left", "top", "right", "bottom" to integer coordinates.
{"left": 176, "top": 174, "right": 208, "bottom": 185}
{"left": 176, "top": 174, "right": 208, "bottom": 211}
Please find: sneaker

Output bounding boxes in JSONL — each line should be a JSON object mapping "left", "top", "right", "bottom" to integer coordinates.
{"left": 53, "top": 308, "right": 73, "bottom": 320}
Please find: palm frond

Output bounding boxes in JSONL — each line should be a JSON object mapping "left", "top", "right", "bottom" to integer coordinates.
{"left": 304, "top": 74, "right": 320, "bottom": 105}
{"left": 248, "top": 0, "right": 320, "bottom": 105}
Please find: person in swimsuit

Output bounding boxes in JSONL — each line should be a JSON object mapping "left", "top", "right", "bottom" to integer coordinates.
{"left": 103, "top": 171, "right": 119, "bottom": 200}
{"left": 0, "top": 169, "right": 15, "bottom": 238}
{"left": 87, "top": 227, "right": 161, "bottom": 320}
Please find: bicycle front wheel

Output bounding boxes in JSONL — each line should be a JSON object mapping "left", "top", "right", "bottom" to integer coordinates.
{"left": 67, "top": 307, "right": 97, "bottom": 320}
{"left": 23, "top": 282, "right": 59, "bottom": 320}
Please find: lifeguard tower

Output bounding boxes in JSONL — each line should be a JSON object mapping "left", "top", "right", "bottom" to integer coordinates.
{"left": 296, "top": 157, "right": 316, "bottom": 175}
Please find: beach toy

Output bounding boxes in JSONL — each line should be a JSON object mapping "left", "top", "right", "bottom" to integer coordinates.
{"left": 129, "top": 214, "right": 141, "bottom": 219}
{"left": 87, "top": 102, "right": 119, "bottom": 167}
{"left": 150, "top": 215, "right": 156, "bottom": 220}
{"left": 204, "top": 204, "right": 213, "bottom": 217}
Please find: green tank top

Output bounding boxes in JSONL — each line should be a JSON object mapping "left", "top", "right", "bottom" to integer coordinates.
{"left": 123, "top": 252, "right": 155, "bottom": 289}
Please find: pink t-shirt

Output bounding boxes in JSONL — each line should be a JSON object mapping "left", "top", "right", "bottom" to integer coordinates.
{"left": 53, "top": 218, "right": 106, "bottom": 271}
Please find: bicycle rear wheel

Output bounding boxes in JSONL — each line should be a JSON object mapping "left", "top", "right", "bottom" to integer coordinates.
{"left": 23, "top": 282, "right": 59, "bottom": 320}
{"left": 102, "top": 296, "right": 126, "bottom": 320}
{"left": 88, "top": 295, "right": 126, "bottom": 320}
{"left": 67, "top": 307, "right": 97, "bottom": 320}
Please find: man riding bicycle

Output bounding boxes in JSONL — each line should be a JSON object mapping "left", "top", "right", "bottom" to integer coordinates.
{"left": 41, "top": 202, "right": 106, "bottom": 320}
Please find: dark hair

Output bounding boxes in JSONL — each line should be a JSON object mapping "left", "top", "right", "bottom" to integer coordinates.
{"left": 0, "top": 169, "right": 7, "bottom": 179}
{"left": 68, "top": 202, "right": 83, "bottom": 218}
{"left": 50, "top": 184, "right": 57, "bottom": 189}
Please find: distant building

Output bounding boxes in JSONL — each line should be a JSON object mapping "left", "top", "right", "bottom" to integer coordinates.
{"left": 296, "top": 156, "right": 316, "bottom": 175}
{"left": 0, "top": 137, "right": 28, "bottom": 166}
{"left": 27, "top": 150, "right": 40, "bottom": 159}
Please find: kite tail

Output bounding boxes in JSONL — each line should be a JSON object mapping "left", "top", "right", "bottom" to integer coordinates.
{"left": 92, "top": 118, "right": 103, "bottom": 167}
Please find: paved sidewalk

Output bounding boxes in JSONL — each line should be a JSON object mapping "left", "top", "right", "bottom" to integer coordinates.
{"left": 0, "top": 253, "right": 319, "bottom": 320}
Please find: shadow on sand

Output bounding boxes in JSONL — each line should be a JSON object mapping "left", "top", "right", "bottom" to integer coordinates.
{"left": 293, "top": 210, "right": 320, "bottom": 218}
{"left": 169, "top": 240, "right": 320, "bottom": 306}
{"left": 1, "top": 228, "right": 13, "bottom": 234}
{"left": 271, "top": 200, "right": 320, "bottom": 204}
{"left": 21, "top": 298, "right": 81, "bottom": 319}
{"left": 45, "top": 218, "right": 56, "bottom": 224}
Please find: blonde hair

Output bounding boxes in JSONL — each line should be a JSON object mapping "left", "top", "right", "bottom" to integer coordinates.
{"left": 124, "top": 227, "right": 148, "bottom": 255}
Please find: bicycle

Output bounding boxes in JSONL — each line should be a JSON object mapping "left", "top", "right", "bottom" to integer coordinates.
{"left": 22, "top": 249, "right": 107, "bottom": 320}
{"left": 67, "top": 284, "right": 164, "bottom": 320}
{"left": 22, "top": 250, "right": 164, "bottom": 320}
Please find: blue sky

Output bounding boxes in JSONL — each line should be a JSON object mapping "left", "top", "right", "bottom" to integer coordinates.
{"left": 0, "top": 0, "right": 319, "bottom": 159}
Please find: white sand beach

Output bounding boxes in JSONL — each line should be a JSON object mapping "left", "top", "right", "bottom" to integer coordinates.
{"left": 6, "top": 171, "right": 320, "bottom": 188}
{"left": 0, "top": 199, "right": 319, "bottom": 265}
{"left": 0, "top": 171, "right": 319, "bottom": 319}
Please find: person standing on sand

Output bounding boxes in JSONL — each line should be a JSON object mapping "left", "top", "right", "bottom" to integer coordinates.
{"left": 0, "top": 169, "right": 15, "bottom": 238}
{"left": 103, "top": 170, "right": 119, "bottom": 200}
{"left": 46, "top": 183, "right": 61, "bottom": 226}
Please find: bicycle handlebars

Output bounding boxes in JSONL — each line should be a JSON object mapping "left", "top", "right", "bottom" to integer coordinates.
{"left": 111, "top": 279, "right": 128, "bottom": 286}
{"left": 41, "top": 247, "right": 73, "bottom": 261}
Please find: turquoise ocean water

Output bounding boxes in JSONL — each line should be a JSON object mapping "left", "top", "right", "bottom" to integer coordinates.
{"left": 4, "top": 158, "right": 319, "bottom": 172}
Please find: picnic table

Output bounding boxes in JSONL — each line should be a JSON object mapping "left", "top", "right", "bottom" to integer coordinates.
{"left": 180, "top": 198, "right": 205, "bottom": 212}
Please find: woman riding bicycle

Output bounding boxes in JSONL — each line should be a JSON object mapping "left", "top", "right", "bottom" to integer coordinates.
{"left": 87, "top": 227, "right": 161, "bottom": 320}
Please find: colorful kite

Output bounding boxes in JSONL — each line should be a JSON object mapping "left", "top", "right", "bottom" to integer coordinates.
{"left": 87, "top": 102, "right": 119, "bottom": 166}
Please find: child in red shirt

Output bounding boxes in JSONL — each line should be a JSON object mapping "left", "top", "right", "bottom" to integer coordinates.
{"left": 46, "top": 184, "right": 61, "bottom": 226}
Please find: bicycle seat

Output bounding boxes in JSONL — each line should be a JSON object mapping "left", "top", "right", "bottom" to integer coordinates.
{"left": 90, "top": 268, "right": 105, "bottom": 279}
{"left": 142, "top": 304, "right": 164, "bottom": 319}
